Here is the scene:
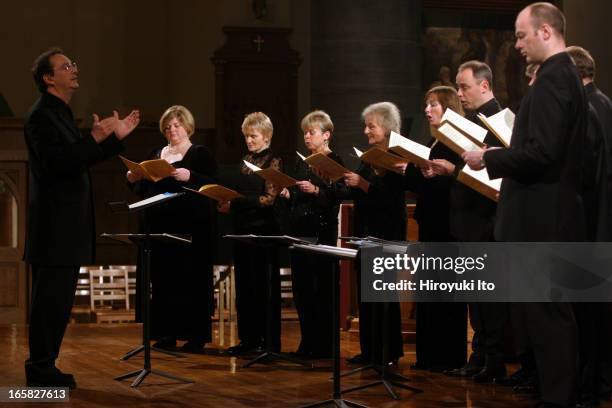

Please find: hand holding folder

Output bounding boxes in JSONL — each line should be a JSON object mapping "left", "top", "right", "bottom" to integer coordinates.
{"left": 120, "top": 156, "right": 175, "bottom": 182}
{"left": 183, "top": 184, "right": 243, "bottom": 202}
{"left": 243, "top": 160, "right": 297, "bottom": 189}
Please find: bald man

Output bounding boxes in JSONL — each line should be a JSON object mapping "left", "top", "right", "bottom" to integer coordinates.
{"left": 463, "top": 3, "right": 588, "bottom": 407}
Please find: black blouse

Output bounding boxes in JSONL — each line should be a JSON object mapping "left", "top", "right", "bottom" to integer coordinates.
{"left": 351, "top": 163, "right": 406, "bottom": 241}
{"left": 286, "top": 151, "right": 348, "bottom": 244}
{"left": 231, "top": 148, "right": 282, "bottom": 234}
{"left": 404, "top": 139, "right": 461, "bottom": 241}
{"left": 129, "top": 144, "right": 218, "bottom": 238}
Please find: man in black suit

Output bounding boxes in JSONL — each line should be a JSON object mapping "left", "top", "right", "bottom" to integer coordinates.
{"left": 430, "top": 61, "right": 508, "bottom": 383}
{"left": 566, "top": 45, "right": 612, "bottom": 407}
{"left": 566, "top": 46, "right": 612, "bottom": 242}
{"left": 24, "top": 47, "right": 140, "bottom": 389}
{"left": 464, "top": 3, "right": 588, "bottom": 407}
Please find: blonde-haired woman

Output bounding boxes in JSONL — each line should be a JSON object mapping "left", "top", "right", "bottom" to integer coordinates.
{"left": 127, "top": 105, "right": 218, "bottom": 353}
{"left": 281, "top": 110, "right": 348, "bottom": 359}
{"left": 221, "top": 112, "right": 284, "bottom": 356}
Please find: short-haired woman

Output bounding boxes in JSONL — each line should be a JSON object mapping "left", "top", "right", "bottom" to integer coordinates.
{"left": 127, "top": 105, "right": 219, "bottom": 353}
{"left": 280, "top": 110, "right": 348, "bottom": 359}
{"left": 343, "top": 101, "right": 406, "bottom": 366}
{"left": 221, "top": 112, "right": 284, "bottom": 356}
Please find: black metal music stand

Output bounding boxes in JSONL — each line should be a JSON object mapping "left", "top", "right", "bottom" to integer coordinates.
{"left": 338, "top": 238, "right": 423, "bottom": 401}
{"left": 291, "top": 243, "right": 367, "bottom": 408}
{"left": 103, "top": 192, "right": 193, "bottom": 387}
{"left": 224, "top": 234, "right": 314, "bottom": 369}
{"left": 109, "top": 194, "right": 187, "bottom": 360}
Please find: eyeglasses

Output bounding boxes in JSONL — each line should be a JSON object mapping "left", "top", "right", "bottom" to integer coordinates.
{"left": 55, "top": 61, "right": 78, "bottom": 72}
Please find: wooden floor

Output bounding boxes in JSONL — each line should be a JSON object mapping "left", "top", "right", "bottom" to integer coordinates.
{"left": 0, "top": 322, "right": 590, "bottom": 408}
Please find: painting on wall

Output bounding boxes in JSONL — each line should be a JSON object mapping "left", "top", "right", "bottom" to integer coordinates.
{"left": 423, "top": 27, "right": 528, "bottom": 111}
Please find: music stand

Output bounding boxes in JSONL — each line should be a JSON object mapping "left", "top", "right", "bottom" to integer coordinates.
{"left": 109, "top": 194, "right": 187, "bottom": 360}
{"left": 223, "top": 234, "right": 314, "bottom": 369}
{"left": 291, "top": 243, "right": 367, "bottom": 408}
{"left": 103, "top": 192, "right": 194, "bottom": 387}
{"left": 338, "top": 238, "right": 422, "bottom": 401}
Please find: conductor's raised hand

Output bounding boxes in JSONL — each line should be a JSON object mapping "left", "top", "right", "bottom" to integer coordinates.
{"left": 91, "top": 113, "right": 115, "bottom": 143}
{"left": 113, "top": 110, "right": 141, "bottom": 140}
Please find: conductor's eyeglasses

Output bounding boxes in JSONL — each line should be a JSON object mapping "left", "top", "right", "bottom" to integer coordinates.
{"left": 55, "top": 62, "right": 78, "bottom": 72}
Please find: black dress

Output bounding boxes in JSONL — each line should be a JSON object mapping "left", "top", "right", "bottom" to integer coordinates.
{"left": 130, "top": 144, "right": 218, "bottom": 344}
{"left": 404, "top": 140, "right": 468, "bottom": 371}
{"left": 285, "top": 151, "right": 348, "bottom": 357}
{"left": 230, "top": 148, "right": 282, "bottom": 350}
{"left": 351, "top": 163, "right": 406, "bottom": 363}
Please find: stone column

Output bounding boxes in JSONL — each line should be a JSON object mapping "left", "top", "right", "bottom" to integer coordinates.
{"left": 310, "top": 0, "right": 424, "bottom": 167}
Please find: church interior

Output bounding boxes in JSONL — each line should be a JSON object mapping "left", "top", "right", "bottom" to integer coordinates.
{"left": 1, "top": 0, "right": 611, "bottom": 407}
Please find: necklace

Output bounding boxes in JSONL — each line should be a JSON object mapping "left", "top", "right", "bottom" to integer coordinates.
{"left": 163, "top": 141, "right": 191, "bottom": 163}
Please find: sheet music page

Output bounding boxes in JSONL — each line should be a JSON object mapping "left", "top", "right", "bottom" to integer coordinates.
{"left": 437, "top": 123, "right": 482, "bottom": 153}
{"left": 442, "top": 108, "right": 488, "bottom": 143}
{"left": 478, "top": 108, "right": 514, "bottom": 146}
{"left": 462, "top": 166, "right": 502, "bottom": 191}
{"left": 243, "top": 160, "right": 262, "bottom": 172}
{"left": 388, "top": 131, "right": 431, "bottom": 160}
{"left": 128, "top": 192, "right": 179, "bottom": 210}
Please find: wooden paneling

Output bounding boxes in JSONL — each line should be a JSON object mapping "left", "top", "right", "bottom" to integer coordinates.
{"left": 212, "top": 27, "right": 301, "bottom": 166}
{"left": 0, "top": 154, "right": 28, "bottom": 323}
{"left": 0, "top": 263, "right": 18, "bottom": 306}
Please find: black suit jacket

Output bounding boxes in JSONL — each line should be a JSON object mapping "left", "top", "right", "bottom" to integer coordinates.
{"left": 485, "top": 52, "right": 588, "bottom": 241}
{"left": 583, "top": 83, "right": 612, "bottom": 240}
{"left": 24, "top": 92, "right": 123, "bottom": 265}
{"left": 449, "top": 98, "right": 502, "bottom": 241}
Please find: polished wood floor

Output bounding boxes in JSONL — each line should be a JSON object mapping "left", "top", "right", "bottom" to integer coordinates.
{"left": 0, "top": 321, "right": 586, "bottom": 408}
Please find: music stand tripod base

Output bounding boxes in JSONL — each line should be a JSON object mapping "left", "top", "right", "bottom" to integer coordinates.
{"left": 119, "top": 344, "right": 186, "bottom": 361}
{"left": 223, "top": 234, "right": 315, "bottom": 369}
{"left": 115, "top": 368, "right": 194, "bottom": 388}
{"left": 291, "top": 244, "right": 369, "bottom": 408}
{"left": 338, "top": 241, "right": 423, "bottom": 400}
{"left": 102, "top": 228, "right": 194, "bottom": 387}
{"left": 301, "top": 398, "right": 369, "bottom": 408}
{"left": 243, "top": 351, "right": 313, "bottom": 368}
